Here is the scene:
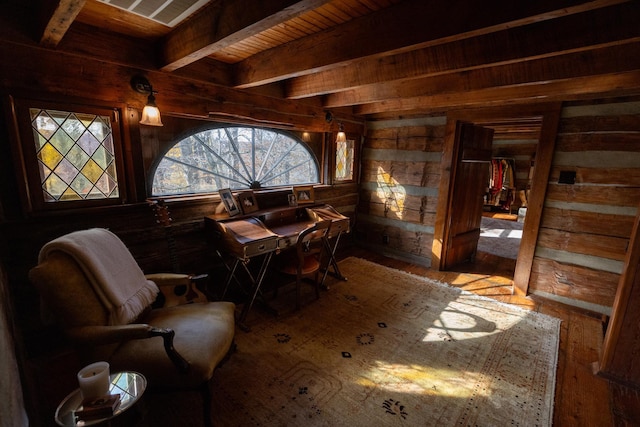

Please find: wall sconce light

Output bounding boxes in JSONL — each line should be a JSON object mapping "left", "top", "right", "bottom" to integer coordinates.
{"left": 131, "top": 75, "right": 163, "bottom": 127}
{"left": 336, "top": 122, "right": 347, "bottom": 143}
{"left": 301, "top": 131, "right": 311, "bottom": 142}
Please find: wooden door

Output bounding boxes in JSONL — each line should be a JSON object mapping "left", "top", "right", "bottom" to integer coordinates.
{"left": 442, "top": 122, "right": 494, "bottom": 269}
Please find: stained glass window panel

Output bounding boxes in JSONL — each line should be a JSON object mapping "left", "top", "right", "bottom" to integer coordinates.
{"left": 335, "top": 139, "right": 354, "bottom": 181}
{"left": 30, "top": 108, "right": 118, "bottom": 202}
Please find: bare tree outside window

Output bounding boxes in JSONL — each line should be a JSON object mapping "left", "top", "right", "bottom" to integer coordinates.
{"left": 152, "top": 127, "right": 319, "bottom": 196}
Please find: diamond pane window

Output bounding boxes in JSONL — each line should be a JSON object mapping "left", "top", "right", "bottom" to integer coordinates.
{"left": 152, "top": 126, "right": 318, "bottom": 196}
{"left": 30, "top": 108, "right": 119, "bottom": 202}
{"left": 335, "top": 138, "right": 354, "bottom": 181}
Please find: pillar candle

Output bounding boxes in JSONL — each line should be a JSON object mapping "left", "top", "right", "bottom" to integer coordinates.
{"left": 77, "top": 361, "right": 110, "bottom": 401}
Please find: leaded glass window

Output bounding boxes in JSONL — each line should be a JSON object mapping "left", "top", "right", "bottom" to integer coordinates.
{"left": 30, "top": 108, "right": 119, "bottom": 202}
{"left": 335, "top": 138, "right": 354, "bottom": 181}
{"left": 152, "top": 126, "right": 319, "bottom": 196}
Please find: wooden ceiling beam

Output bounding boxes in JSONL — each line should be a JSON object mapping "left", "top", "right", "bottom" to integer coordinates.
{"left": 39, "top": 0, "right": 86, "bottom": 47}
{"left": 160, "top": 0, "right": 333, "bottom": 72}
{"left": 287, "top": 2, "right": 640, "bottom": 99}
{"left": 234, "top": 0, "right": 629, "bottom": 88}
{"left": 325, "top": 42, "right": 640, "bottom": 108}
{"left": 0, "top": 37, "right": 363, "bottom": 133}
{"left": 354, "top": 70, "right": 640, "bottom": 115}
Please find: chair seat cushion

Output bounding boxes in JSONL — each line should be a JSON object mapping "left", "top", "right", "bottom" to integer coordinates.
{"left": 108, "top": 301, "right": 236, "bottom": 389}
{"left": 279, "top": 255, "right": 321, "bottom": 276}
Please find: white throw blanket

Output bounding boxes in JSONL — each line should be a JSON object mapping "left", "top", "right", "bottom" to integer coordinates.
{"left": 39, "top": 228, "right": 159, "bottom": 325}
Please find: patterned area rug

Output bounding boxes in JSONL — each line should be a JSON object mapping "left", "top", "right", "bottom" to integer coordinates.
{"left": 210, "top": 257, "right": 560, "bottom": 426}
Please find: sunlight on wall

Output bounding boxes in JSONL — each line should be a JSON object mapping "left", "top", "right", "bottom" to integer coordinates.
{"left": 358, "top": 361, "right": 487, "bottom": 398}
{"left": 376, "top": 166, "right": 406, "bottom": 219}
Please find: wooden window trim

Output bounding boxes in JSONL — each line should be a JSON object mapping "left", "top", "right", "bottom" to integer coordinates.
{"left": 329, "top": 131, "right": 360, "bottom": 185}
{"left": 7, "top": 95, "right": 130, "bottom": 214}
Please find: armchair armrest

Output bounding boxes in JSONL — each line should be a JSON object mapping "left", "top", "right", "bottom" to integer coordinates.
{"left": 145, "top": 273, "right": 209, "bottom": 307}
{"left": 145, "top": 272, "right": 192, "bottom": 287}
{"left": 66, "top": 324, "right": 190, "bottom": 373}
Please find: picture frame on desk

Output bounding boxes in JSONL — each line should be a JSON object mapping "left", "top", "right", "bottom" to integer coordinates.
{"left": 219, "top": 188, "right": 241, "bottom": 216}
{"left": 238, "top": 191, "right": 259, "bottom": 214}
{"left": 293, "top": 185, "right": 314, "bottom": 204}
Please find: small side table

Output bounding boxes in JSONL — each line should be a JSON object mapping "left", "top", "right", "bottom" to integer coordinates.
{"left": 55, "top": 371, "right": 147, "bottom": 426}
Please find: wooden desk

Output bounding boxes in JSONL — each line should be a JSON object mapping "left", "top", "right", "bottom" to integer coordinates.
{"left": 205, "top": 204, "right": 349, "bottom": 330}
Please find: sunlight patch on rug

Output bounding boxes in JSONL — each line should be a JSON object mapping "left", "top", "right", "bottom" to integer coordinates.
{"left": 212, "top": 257, "right": 561, "bottom": 426}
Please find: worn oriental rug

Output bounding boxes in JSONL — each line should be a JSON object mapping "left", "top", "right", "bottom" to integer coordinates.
{"left": 209, "top": 257, "right": 560, "bottom": 426}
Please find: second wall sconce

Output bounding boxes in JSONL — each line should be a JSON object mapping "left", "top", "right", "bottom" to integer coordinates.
{"left": 131, "top": 75, "right": 163, "bottom": 127}
{"left": 336, "top": 122, "right": 347, "bottom": 143}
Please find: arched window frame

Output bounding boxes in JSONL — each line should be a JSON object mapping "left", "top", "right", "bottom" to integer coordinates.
{"left": 149, "top": 124, "right": 320, "bottom": 197}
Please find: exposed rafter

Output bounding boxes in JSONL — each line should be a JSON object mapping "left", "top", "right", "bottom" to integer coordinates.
{"left": 286, "top": 3, "right": 640, "bottom": 100}
{"left": 14, "top": 0, "right": 640, "bottom": 119}
{"left": 39, "top": 0, "right": 86, "bottom": 47}
{"left": 233, "top": 0, "right": 628, "bottom": 88}
{"left": 160, "top": 0, "right": 334, "bottom": 72}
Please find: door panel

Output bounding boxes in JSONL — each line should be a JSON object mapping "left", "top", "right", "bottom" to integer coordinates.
{"left": 443, "top": 122, "right": 493, "bottom": 269}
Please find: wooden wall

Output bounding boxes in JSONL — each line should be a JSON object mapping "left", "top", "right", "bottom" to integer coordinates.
{"left": 528, "top": 100, "right": 640, "bottom": 314}
{"left": 0, "top": 35, "right": 360, "bottom": 425}
{"left": 357, "top": 116, "right": 446, "bottom": 266}
{"left": 359, "top": 99, "right": 640, "bottom": 318}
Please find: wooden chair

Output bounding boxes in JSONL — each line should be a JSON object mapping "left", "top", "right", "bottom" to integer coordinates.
{"left": 28, "top": 228, "right": 236, "bottom": 427}
{"left": 277, "top": 220, "right": 331, "bottom": 309}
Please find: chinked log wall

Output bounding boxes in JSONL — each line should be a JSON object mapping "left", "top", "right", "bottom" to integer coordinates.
{"left": 529, "top": 101, "right": 640, "bottom": 314}
{"left": 358, "top": 117, "right": 446, "bottom": 267}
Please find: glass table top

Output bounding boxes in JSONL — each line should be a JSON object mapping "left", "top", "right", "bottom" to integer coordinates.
{"left": 55, "top": 371, "right": 147, "bottom": 427}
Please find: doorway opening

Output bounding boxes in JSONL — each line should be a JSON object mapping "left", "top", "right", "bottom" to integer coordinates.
{"left": 432, "top": 103, "right": 562, "bottom": 296}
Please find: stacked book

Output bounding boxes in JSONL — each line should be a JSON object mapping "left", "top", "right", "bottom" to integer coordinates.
{"left": 75, "top": 393, "right": 121, "bottom": 421}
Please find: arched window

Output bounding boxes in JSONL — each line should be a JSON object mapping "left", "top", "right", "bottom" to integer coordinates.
{"left": 151, "top": 126, "right": 319, "bottom": 196}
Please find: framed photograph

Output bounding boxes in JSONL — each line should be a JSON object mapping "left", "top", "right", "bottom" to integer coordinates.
{"left": 288, "top": 193, "right": 297, "bottom": 207}
{"left": 238, "top": 191, "right": 259, "bottom": 214}
{"left": 293, "top": 185, "right": 314, "bottom": 204}
{"left": 218, "top": 188, "right": 241, "bottom": 216}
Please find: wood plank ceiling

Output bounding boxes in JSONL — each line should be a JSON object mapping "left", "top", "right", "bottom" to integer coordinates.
{"left": 37, "top": 0, "right": 640, "bottom": 119}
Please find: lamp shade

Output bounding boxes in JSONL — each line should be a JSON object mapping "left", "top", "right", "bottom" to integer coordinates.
{"left": 140, "top": 104, "right": 163, "bottom": 126}
{"left": 131, "top": 76, "right": 163, "bottom": 127}
{"left": 336, "top": 122, "right": 346, "bottom": 143}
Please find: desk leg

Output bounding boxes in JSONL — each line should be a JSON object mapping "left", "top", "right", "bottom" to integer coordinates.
{"left": 320, "top": 232, "right": 348, "bottom": 289}
{"left": 218, "top": 250, "right": 246, "bottom": 300}
{"left": 237, "top": 252, "right": 274, "bottom": 331}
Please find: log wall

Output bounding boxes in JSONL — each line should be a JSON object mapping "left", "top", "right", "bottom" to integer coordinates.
{"left": 529, "top": 101, "right": 640, "bottom": 314}
{"left": 357, "top": 117, "right": 446, "bottom": 266}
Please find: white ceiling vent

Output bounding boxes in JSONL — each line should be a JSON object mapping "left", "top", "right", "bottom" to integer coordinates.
{"left": 98, "top": 0, "right": 210, "bottom": 27}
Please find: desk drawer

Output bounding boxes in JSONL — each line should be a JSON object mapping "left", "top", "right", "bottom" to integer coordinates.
{"left": 241, "top": 238, "right": 278, "bottom": 258}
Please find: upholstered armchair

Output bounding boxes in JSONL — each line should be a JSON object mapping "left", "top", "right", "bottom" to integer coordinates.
{"left": 28, "top": 228, "right": 236, "bottom": 426}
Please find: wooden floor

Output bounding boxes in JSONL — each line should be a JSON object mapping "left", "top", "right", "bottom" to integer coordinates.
{"left": 343, "top": 246, "right": 640, "bottom": 427}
